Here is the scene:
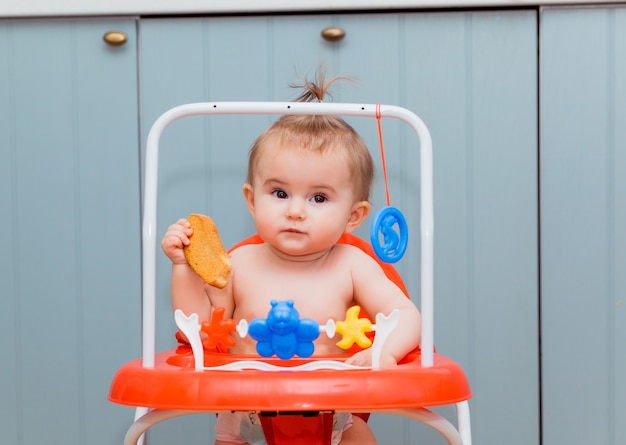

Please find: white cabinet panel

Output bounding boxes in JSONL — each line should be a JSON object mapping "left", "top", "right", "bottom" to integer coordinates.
{"left": 540, "top": 6, "right": 626, "bottom": 445}
{"left": 0, "top": 18, "right": 141, "bottom": 445}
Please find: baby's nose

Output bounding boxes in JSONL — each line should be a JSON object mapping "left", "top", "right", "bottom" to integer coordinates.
{"left": 285, "top": 199, "right": 305, "bottom": 219}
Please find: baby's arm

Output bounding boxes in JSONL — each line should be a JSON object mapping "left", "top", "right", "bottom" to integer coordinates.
{"left": 161, "top": 218, "right": 231, "bottom": 322}
{"left": 347, "top": 252, "right": 422, "bottom": 367}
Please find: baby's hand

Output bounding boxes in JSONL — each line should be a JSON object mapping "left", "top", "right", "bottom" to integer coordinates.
{"left": 345, "top": 349, "right": 372, "bottom": 367}
{"left": 345, "top": 348, "right": 398, "bottom": 368}
{"left": 161, "top": 218, "right": 193, "bottom": 264}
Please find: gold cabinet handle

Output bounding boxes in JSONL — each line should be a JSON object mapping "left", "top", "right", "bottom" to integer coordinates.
{"left": 103, "top": 31, "right": 128, "bottom": 46}
{"left": 321, "top": 27, "right": 346, "bottom": 42}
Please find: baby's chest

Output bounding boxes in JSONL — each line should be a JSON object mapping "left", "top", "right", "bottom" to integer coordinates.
{"left": 233, "top": 269, "right": 354, "bottom": 322}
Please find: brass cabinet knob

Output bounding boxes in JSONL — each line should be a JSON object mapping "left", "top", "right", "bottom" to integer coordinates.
{"left": 321, "top": 27, "right": 346, "bottom": 42}
{"left": 103, "top": 31, "right": 128, "bottom": 46}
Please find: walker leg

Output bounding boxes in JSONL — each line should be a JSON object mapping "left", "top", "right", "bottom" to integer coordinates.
{"left": 456, "top": 401, "right": 472, "bottom": 445}
{"left": 124, "top": 409, "right": 209, "bottom": 445}
{"left": 133, "top": 407, "right": 150, "bottom": 445}
{"left": 381, "top": 408, "right": 463, "bottom": 445}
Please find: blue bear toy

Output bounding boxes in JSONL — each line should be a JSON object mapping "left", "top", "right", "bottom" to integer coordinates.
{"left": 248, "top": 300, "right": 320, "bottom": 359}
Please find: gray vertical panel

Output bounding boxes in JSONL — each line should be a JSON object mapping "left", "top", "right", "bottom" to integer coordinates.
{"left": 71, "top": 19, "right": 142, "bottom": 444}
{"left": 469, "top": 11, "right": 539, "bottom": 444}
{"left": 614, "top": 11, "right": 626, "bottom": 445}
{"left": 404, "top": 10, "right": 539, "bottom": 445}
{"left": 0, "top": 21, "right": 19, "bottom": 445}
{"left": 0, "top": 18, "right": 141, "bottom": 445}
{"left": 10, "top": 22, "right": 82, "bottom": 445}
{"left": 541, "top": 6, "right": 626, "bottom": 445}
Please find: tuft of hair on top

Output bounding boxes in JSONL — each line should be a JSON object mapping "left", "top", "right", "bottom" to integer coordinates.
{"left": 289, "top": 70, "right": 353, "bottom": 103}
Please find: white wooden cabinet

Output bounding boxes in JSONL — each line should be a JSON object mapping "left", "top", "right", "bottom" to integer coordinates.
{"left": 5, "top": 6, "right": 625, "bottom": 445}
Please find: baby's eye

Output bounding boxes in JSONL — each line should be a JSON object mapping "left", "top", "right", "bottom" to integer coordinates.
{"left": 310, "top": 194, "right": 327, "bottom": 203}
{"left": 272, "top": 189, "right": 288, "bottom": 199}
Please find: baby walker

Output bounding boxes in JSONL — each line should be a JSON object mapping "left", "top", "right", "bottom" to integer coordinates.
{"left": 108, "top": 101, "right": 472, "bottom": 445}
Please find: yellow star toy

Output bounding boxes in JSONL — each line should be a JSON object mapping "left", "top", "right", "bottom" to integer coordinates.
{"left": 335, "top": 305, "right": 373, "bottom": 349}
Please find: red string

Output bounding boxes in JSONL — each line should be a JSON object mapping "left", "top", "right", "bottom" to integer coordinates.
{"left": 376, "top": 104, "right": 391, "bottom": 207}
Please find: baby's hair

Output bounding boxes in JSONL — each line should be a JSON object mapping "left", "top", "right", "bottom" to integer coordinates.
{"left": 289, "top": 72, "right": 352, "bottom": 103}
{"left": 246, "top": 72, "right": 374, "bottom": 202}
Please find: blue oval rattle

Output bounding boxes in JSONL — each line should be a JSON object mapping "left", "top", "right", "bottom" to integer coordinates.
{"left": 370, "top": 206, "right": 408, "bottom": 263}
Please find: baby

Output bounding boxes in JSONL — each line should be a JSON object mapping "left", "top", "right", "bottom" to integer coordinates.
{"left": 161, "top": 74, "right": 422, "bottom": 445}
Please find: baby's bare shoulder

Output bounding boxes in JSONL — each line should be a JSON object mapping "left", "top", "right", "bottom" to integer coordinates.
{"left": 331, "top": 243, "right": 378, "bottom": 263}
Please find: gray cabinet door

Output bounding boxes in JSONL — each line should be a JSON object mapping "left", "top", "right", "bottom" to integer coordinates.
{"left": 540, "top": 6, "right": 626, "bottom": 445}
{"left": 0, "top": 18, "right": 141, "bottom": 445}
{"left": 140, "top": 10, "right": 538, "bottom": 445}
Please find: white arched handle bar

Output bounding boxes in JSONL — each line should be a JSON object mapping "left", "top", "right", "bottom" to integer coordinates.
{"left": 141, "top": 102, "right": 434, "bottom": 368}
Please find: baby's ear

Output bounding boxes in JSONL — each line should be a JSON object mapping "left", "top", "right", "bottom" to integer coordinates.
{"left": 345, "top": 201, "right": 371, "bottom": 233}
{"left": 243, "top": 183, "right": 255, "bottom": 216}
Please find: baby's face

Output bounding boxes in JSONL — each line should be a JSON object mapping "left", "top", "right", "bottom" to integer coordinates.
{"left": 247, "top": 144, "right": 359, "bottom": 259}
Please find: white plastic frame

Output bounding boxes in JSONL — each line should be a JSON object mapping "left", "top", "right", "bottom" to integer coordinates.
{"left": 141, "top": 101, "right": 435, "bottom": 369}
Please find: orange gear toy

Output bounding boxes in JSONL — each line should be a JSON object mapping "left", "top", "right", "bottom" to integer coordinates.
{"left": 201, "top": 307, "right": 237, "bottom": 350}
